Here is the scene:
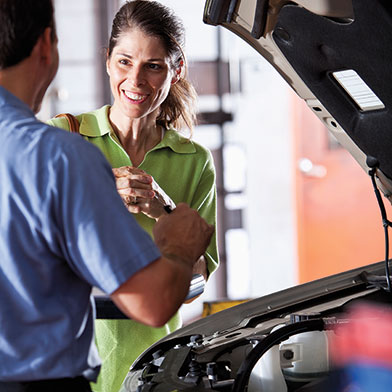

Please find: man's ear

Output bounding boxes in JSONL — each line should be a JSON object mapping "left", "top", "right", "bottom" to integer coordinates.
{"left": 34, "top": 27, "right": 55, "bottom": 66}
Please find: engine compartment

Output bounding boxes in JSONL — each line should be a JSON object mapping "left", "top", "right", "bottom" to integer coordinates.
{"left": 120, "top": 264, "right": 392, "bottom": 391}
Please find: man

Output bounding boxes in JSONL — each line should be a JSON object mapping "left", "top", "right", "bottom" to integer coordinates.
{"left": 0, "top": 1, "right": 214, "bottom": 391}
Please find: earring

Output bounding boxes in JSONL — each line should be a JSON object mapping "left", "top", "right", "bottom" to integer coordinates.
{"left": 177, "top": 60, "right": 184, "bottom": 74}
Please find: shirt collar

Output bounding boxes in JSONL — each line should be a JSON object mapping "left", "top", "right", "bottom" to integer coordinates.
{"left": 79, "top": 105, "right": 196, "bottom": 154}
{"left": 0, "top": 86, "right": 34, "bottom": 116}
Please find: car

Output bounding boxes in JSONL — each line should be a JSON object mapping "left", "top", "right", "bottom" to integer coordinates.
{"left": 119, "top": 1, "right": 392, "bottom": 390}
{"left": 119, "top": 261, "right": 391, "bottom": 392}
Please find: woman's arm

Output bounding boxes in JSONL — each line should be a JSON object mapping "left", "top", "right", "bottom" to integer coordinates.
{"left": 189, "top": 153, "right": 219, "bottom": 278}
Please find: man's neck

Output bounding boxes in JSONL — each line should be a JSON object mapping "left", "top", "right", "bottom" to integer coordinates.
{"left": 0, "top": 59, "right": 38, "bottom": 110}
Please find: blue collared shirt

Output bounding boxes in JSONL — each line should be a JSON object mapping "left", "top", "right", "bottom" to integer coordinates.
{"left": 0, "top": 87, "right": 161, "bottom": 381}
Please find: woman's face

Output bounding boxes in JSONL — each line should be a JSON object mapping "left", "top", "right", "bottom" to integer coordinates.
{"left": 107, "top": 28, "right": 176, "bottom": 122}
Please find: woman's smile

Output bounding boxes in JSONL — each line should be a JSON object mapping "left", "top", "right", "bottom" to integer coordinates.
{"left": 123, "top": 90, "right": 149, "bottom": 104}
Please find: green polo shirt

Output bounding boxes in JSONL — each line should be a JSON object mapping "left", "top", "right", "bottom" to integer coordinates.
{"left": 48, "top": 105, "right": 218, "bottom": 392}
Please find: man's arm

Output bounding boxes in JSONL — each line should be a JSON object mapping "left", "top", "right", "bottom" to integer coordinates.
{"left": 110, "top": 203, "right": 214, "bottom": 327}
{"left": 111, "top": 256, "right": 192, "bottom": 327}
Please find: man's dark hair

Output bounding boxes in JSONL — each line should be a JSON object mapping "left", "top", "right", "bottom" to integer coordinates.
{"left": 0, "top": 0, "right": 56, "bottom": 69}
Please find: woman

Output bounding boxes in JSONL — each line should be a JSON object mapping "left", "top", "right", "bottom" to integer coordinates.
{"left": 48, "top": 1, "right": 219, "bottom": 392}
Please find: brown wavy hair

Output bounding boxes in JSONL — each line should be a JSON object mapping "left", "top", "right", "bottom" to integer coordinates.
{"left": 108, "top": 0, "right": 197, "bottom": 136}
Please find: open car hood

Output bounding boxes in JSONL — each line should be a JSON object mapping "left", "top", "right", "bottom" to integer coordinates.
{"left": 119, "top": 1, "right": 392, "bottom": 391}
{"left": 204, "top": 0, "right": 392, "bottom": 200}
{"left": 121, "top": 262, "right": 391, "bottom": 391}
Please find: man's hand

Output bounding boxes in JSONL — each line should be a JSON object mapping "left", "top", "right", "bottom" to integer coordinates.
{"left": 153, "top": 203, "right": 214, "bottom": 267}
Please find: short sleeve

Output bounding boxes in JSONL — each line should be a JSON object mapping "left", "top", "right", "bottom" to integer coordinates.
{"left": 47, "top": 134, "right": 160, "bottom": 294}
{"left": 190, "top": 150, "right": 219, "bottom": 276}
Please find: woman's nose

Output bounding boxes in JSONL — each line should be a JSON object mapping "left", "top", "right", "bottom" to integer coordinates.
{"left": 129, "top": 66, "right": 145, "bottom": 87}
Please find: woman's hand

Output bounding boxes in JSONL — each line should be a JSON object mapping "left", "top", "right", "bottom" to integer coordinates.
{"left": 112, "top": 166, "right": 176, "bottom": 220}
{"left": 184, "top": 255, "right": 208, "bottom": 304}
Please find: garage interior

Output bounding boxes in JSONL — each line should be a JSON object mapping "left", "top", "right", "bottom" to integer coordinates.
{"left": 40, "top": 0, "right": 386, "bottom": 327}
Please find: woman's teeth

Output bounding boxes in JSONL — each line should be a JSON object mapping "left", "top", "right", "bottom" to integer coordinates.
{"left": 124, "top": 91, "right": 146, "bottom": 101}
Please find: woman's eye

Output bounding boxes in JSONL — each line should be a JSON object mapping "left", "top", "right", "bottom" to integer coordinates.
{"left": 119, "top": 59, "right": 129, "bottom": 65}
{"left": 148, "top": 63, "right": 161, "bottom": 70}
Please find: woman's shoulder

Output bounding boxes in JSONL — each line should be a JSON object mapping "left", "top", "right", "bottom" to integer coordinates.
{"left": 165, "top": 129, "right": 213, "bottom": 159}
{"left": 47, "top": 105, "right": 109, "bottom": 132}
{"left": 46, "top": 114, "right": 69, "bottom": 130}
